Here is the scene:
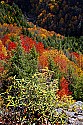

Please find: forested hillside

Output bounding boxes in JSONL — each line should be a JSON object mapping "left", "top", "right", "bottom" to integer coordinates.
{"left": 0, "top": 1, "right": 83, "bottom": 125}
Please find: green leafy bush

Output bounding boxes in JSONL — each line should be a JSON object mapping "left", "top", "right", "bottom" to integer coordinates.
{"left": 1, "top": 68, "right": 70, "bottom": 124}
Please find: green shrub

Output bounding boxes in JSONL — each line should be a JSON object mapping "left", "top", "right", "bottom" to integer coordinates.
{"left": 1, "top": 68, "right": 69, "bottom": 124}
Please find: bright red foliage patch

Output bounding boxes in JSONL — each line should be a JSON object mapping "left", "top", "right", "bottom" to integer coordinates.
{"left": 71, "top": 52, "right": 79, "bottom": 58}
{"left": 57, "top": 77, "right": 72, "bottom": 98}
{"left": 1, "top": 35, "right": 10, "bottom": 46}
{"left": 20, "top": 35, "right": 45, "bottom": 54}
{"left": 8, "top": 42, "right": 17, "bottom": 51}
{"left": 21, "top": 36, "right": 36, "bottom": 52}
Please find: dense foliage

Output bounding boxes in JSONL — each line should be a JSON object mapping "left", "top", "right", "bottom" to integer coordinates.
{"left": 2, "top": 0, "right": 82, "bottom": 36}
{"left": 1, "top": 69, "right": 73, "bottom": 124}
{"left": 0, "top": 1, "right": 30, "bottom": 28}
{"left": 12, "top": 0, "right": 82, "bottom": 37}
{"left": 0, "top": 1, "right": 83, "bottom": 125}
{"left": 36, "top": 0, "right": 82, "bottom": 37}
